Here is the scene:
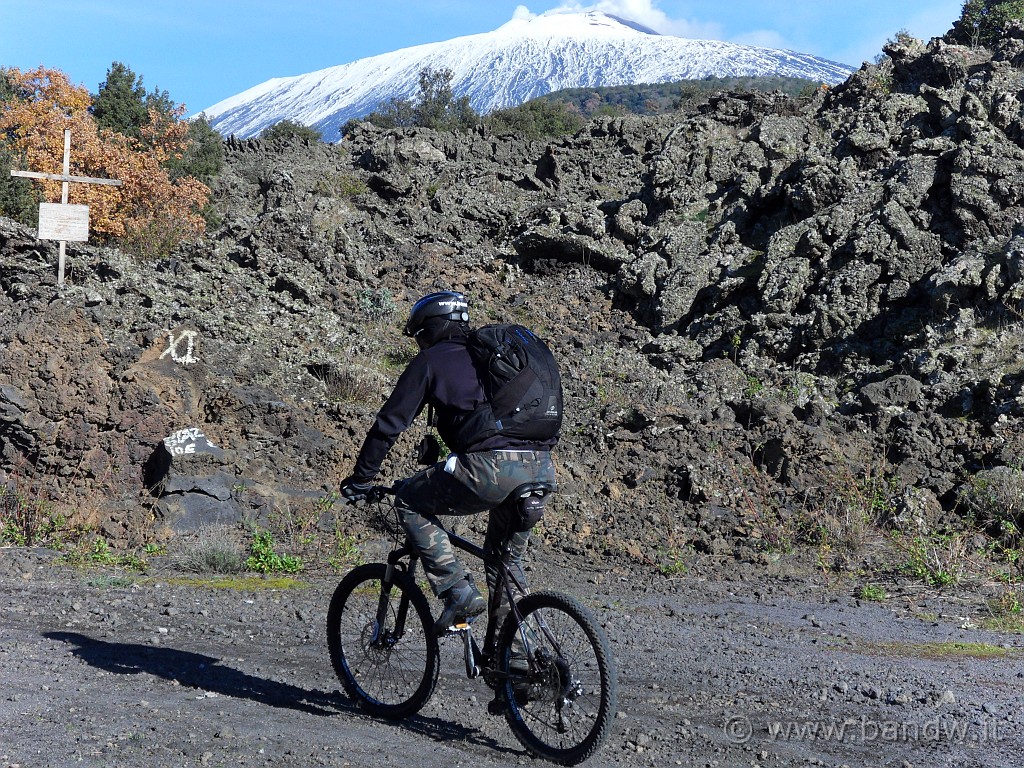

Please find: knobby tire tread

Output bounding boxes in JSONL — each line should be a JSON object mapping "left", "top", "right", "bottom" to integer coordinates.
{"left": 497, "top": 590, "right": 618, "bottom": 765}
{"left": 326, "top": 562, "right": 439, "bottom": 719}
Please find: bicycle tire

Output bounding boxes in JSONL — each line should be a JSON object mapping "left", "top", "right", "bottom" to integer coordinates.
{"left": 326, "top": 562, "right": 439, "bottom": 719}
{"left": 496, "top": 590, "right": 618, "bottom": 765}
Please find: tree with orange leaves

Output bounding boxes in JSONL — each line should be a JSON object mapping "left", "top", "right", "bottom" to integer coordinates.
{"left": 0, "top": 66, "right": 210, "bottom": 259}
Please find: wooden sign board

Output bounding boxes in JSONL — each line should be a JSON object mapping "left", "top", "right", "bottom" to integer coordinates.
{"left": 38, "top": 202, "right": 90, "bottom": 242}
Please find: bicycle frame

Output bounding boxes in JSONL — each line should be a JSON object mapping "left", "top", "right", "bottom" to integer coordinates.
{"left": 330, "top": 487, "right": 619, "bottom": 764}
{"left": 446, "top": 525, "right": 533, "bottom": 670}
{"left": 374, "top": 495, "right": 551, "bottom": 680}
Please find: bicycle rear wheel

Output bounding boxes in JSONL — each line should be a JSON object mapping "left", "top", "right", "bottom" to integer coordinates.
{"left": 497, "top": 590, "right": 618, "bottom": 765}
{"left": 326, "top": 563, "right": 439, "bottom": 718}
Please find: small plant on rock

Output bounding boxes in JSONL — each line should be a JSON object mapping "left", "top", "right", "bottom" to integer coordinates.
{"left": 0, "top": 487, "right": 67, "bottom": 547}
{"left": 658, "top": 549, "right": 689, "bottom": 577}
{"left": 313, "top": 172, "right": 367, "bottom": 199}
{"left": 329, "top": 532, "right": 363, "bottom": 573}
{"left": 309, "top": 361, "right": 383, "bottom": 404}
{"left": 357, "top": 287, "right": 398, "bottom": 322}
{"left": 894, "top": 531, "right": 969, "bottom": 587}
{"left": 857, "top": 584, "right": 888, "bottom": 602}
{"left": 60, "top": 535, "right": 148, "bottom": 570}
{"left": 246, "top": 529, "right": 303, "bottom": 574}
{"left": 982, "top": 588, "right": 1024, "bottom": 632}
{"left": 959, "top": 466, "right": 1024, "bottom": 545}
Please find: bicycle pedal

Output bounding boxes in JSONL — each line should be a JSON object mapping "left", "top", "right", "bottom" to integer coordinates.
{"left": 436, "top": 622, "right": 471, "bottom": 637}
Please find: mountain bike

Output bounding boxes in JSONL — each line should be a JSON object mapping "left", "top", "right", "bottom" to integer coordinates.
{"left": 326, "top": 484, "right": 617, "bottom": 766}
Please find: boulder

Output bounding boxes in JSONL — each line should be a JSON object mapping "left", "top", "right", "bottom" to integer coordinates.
{"left": 146, "top": 428, "right": 245, "bottom": 533}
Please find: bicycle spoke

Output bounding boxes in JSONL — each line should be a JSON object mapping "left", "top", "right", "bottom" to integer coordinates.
{"left": 346, "top": 599, "right": 425, "bottom": 702}
{"left": 500, "top": 591, "right": 617, "bottom": 765}
{"left": 328, "top": 491, "right": 615, "bottom": 765}
{"left": 327, "top": 564, "right": 439, "bottom": 719}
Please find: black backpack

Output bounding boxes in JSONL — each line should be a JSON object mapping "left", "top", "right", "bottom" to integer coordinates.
{"left": 455, "top": 324, "right": 563, "bottom": 446}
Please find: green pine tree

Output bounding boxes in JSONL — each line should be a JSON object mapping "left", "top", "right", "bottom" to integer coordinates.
{"left": 144, "top": 86, "right": 176, "bottom": 118}
{"left": 92, "top": 61, "right": 150, "bottom": 138}
{"left": 0, "top": 68, "right": 39, "bottom": 225}
{"left": 413, "top": 67, "right": 478, "bottom": 131}
{"left": 0, "top": 68, "right": 16, "bottom": 101}
{"left": 167, "top": 114, "right": 224, "bottom": 184}
{"left": 358, "top": 95, "right": 417, "bottom": 130}
{"left": 0, "top": 142, "right": 39, "bottom": 225}
{"left": 354, "top": 67, "right": 478, "bottom": 134}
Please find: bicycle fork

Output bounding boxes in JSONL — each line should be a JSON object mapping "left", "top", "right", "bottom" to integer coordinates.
{"left": 371, "top": 553, "right": 416, "bottom": 648}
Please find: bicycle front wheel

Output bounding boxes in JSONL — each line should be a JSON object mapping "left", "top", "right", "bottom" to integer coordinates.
{"left": 497, "top": 590, "right": 618, "bottom": 765}
{"left": 326, "top": 562, "right": 439, "bottom": 719}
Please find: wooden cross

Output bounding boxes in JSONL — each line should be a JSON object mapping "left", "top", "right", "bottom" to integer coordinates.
{"left": 10, "top": 128, "right": 122, "bottom": 286}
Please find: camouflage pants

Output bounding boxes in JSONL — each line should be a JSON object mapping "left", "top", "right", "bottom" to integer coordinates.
{"left": 394, "top": 450, "right": 556, "bottom": 600}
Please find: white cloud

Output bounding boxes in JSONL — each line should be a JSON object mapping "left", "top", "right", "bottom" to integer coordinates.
{"left": 508, "top": 0, "right": 965, "bottom": 66}
{"left": 512, "top": 4, "right": 536, "bottom": 21}
{"left": 539, "top": 0, "right": 722, "bottom": 39}
{"left": 591, "top": 0, "right": 670, "bottom": 27}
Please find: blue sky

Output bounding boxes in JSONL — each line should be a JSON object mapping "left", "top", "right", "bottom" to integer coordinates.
{"left": 3, "top": 0, "right": 966, "bottom": 116}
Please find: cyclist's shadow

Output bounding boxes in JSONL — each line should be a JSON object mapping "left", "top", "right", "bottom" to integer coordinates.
{"left": 44, "top": 631, "right": 514, "bottom": 754}
{"left": 45, "top": 630, "right": 343, "bottom": 716}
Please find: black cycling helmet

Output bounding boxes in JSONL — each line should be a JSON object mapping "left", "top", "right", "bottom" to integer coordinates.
{"left": 403, "top": 291, "right": 469, "bottom": 339}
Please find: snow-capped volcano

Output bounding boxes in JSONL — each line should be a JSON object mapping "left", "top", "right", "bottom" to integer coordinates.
{"left": 201, "top": 10, "right": 853, "bottom": 140}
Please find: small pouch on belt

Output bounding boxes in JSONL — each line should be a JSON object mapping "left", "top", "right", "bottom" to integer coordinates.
{"left": 416, "top": 404, "right": 441, "bottom": 465}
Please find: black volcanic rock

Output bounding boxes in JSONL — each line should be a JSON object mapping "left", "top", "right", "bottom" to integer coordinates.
{"left": 1, "top": 36, "right": 1022, "bottom": 561}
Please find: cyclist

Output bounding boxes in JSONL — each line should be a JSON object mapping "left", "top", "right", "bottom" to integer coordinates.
{"left": 340, "top": 291, "right": 558, "bottom": 631}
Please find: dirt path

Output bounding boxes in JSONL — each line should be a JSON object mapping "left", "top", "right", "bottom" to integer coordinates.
{"left": 1, "top": 548, "right": 1021, "bottom": 767}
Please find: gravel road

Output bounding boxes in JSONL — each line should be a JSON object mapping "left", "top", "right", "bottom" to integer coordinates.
{"left": 1, "top": 545, "right": 1021, "bottom": 768}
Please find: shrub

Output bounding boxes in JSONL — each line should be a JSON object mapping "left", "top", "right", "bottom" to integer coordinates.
{"left": 329, "top": 532, "right": 363, "bottom": 572}
{"left": 312, "top": 171, "right": 367, "bottom": 200}
{"left": 357, "top": 287, "right": 398, "bottom": 321}
{"left": 946, "top": 0, "right": 1024, "bottom": 48}
{"left": 174, "top": 526, "right": 245, "bottom": 573}
{"left": 959, "top": 466, "right": 1024, "bottom": 542}
{"left": 356, "top": 67, "right": 478, "bottom": 133}
{"left": 982, "top": 588, "right": 1024, "bottom": 631}
{"left": 311, "top": 362, "right": 383, "bottom": 403}
{"left": 0, "top": 487, "right": 66, "bottom": 546}
{"left": 0, "top": 139, "right": 39, "bottom": 225}
{"left": 260, "top": 119, "right": 322, "bottom": 143}
{"left": 484, "top": 100, "right": 585, "bottom": 139}
{"left": 60, "top": 535, "right": 147, "bottom": 570}
{"left": 167, "top": 114, "right": 224, "bottom": 184}
{"left": 894, "top": 531, "right": 970, "bottom": 587}
{"left": 246, "top": 529, "right": 302, "bottom": 574}
{"left": 0, "top": 66, "right": 210, "bottom": 258}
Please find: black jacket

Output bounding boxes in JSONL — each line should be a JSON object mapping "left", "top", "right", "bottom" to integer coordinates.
{"left": 351, "top": 336, "right": 556, "bottom": 482}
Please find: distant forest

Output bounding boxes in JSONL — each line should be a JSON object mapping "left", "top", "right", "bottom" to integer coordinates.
{"left": 533, "top": 75, "right": 824, "bottom": 117}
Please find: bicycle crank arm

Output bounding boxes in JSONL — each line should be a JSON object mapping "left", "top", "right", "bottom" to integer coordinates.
{"left": 459, "top": 627, "right": 481, "bottom": 678}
